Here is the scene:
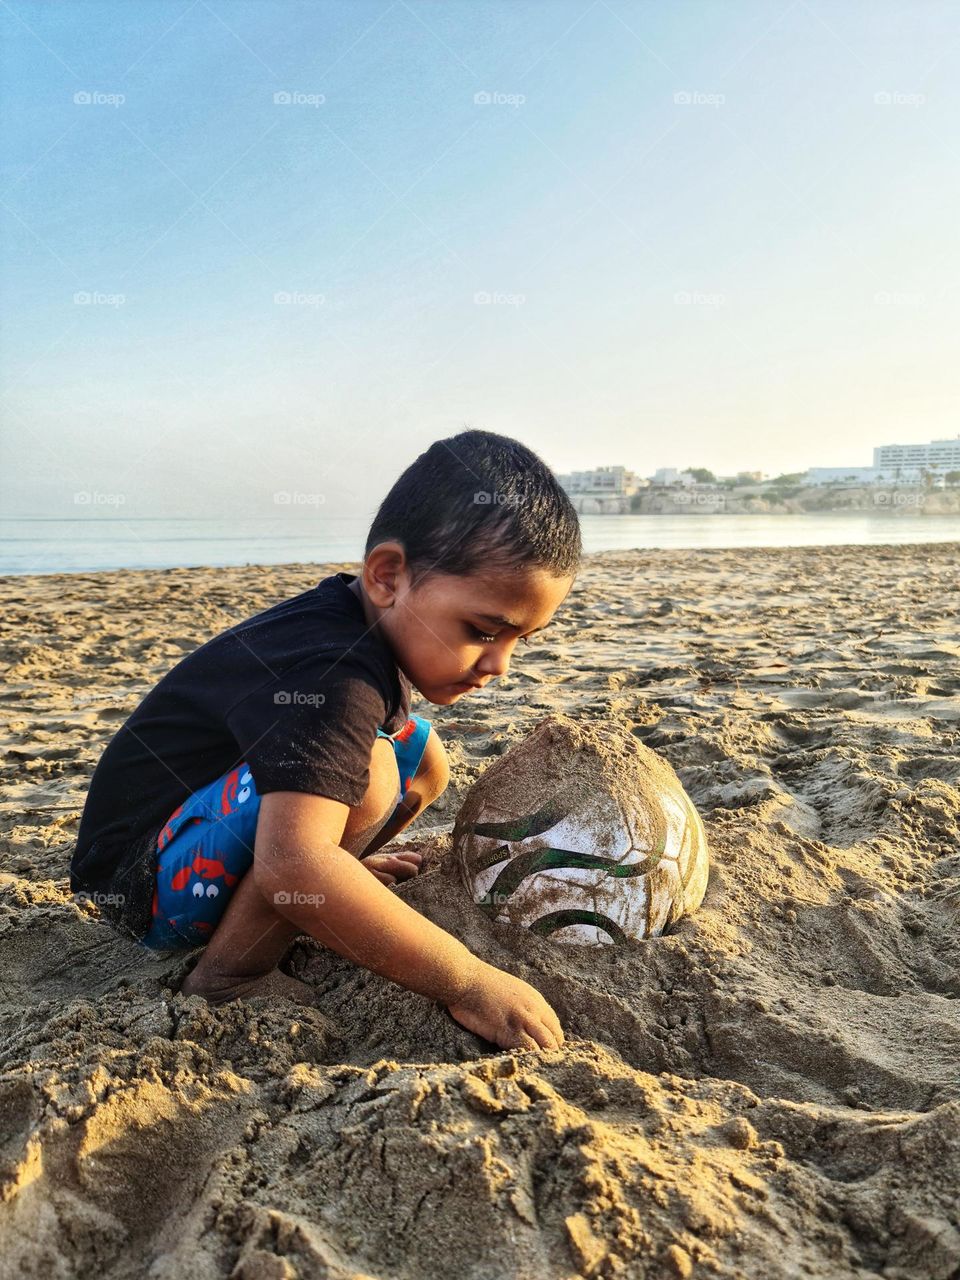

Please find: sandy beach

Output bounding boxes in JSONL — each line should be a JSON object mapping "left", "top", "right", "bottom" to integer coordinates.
{"left": 1, "top": 542, "right": 958, "bottom": 1279}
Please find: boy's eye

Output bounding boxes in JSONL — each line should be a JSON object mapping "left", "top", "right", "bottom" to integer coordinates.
{"left": 468, "top": 624, "right": 531, "bottom": 646}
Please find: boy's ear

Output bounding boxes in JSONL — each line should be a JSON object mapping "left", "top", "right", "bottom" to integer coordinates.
{"left": 362, "top": 542, "right": 408, "bottom": 608}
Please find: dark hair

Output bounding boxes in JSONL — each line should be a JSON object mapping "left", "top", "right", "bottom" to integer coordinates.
{"left": 364, "top": 429, "right": 582, "bottom": 585}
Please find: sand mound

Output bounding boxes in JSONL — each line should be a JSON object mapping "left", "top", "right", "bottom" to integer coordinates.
{"left": 1, "top": 544, "right": 959, "bottom": 1277}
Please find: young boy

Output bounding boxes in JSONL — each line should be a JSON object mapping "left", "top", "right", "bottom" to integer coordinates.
{"left": 71, "top": 430, "right": 581, "bottom": 1051}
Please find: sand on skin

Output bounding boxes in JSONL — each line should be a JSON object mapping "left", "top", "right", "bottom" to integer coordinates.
{"left": 0, "top": 543, "right": 958, "bottom": 1278}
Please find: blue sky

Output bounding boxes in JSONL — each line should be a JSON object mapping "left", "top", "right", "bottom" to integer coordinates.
{"left": 2, "top": 0, "right": 958, "bottom": 517}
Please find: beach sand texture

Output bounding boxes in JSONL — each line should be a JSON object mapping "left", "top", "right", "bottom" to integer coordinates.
{"left": 0, "top": 543, "right": 958, "bottom": 1279}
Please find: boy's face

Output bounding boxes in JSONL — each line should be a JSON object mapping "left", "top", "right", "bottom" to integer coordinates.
{"left": 358, "top": 545, "right": 575, "bottom": 705}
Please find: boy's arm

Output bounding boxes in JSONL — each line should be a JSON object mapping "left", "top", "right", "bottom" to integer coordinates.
{"left": 253, "top": 791, "right": 564, "bottom": 1051}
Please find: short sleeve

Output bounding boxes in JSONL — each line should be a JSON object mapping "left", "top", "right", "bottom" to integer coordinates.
{"left": 224, "top": 658, "right": 391, "bottom": 806}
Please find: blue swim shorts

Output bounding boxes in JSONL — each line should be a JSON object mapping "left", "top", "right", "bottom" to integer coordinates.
{"left": 139, "top": 715, "right": 432, "bottom": 952}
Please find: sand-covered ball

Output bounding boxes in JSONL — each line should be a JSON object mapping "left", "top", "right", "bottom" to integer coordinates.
{"left": 454, "top": 715, "right": 709, "bottom": 944}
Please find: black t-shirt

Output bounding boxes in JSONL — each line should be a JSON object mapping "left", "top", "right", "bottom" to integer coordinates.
{"left": 70, "top": 571, "right": 412, "bottom": 941}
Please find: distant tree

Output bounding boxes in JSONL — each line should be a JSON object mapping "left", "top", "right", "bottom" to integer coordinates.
{"left": 770, "top": 472, "right": 806, "bottom": 485}
{"left": 945, "top": 470, "right": 960, "bottom": 487}
{"left": 685, "top": 467, "right": 717, "bottom": 484}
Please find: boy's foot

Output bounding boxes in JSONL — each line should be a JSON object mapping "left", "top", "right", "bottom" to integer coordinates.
{"left": 360, "top": 849, "right": 423, "bottom": 886}
{"left": 180, "top": 966, "right": 321, "bottom": 1007}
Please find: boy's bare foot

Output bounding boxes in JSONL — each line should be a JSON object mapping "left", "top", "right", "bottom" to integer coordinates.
{"left": 360, "top": 849, "right": 423, "bottom": 886}
{"left": 180, "top": 965, "right": 321, "bottom": 1007}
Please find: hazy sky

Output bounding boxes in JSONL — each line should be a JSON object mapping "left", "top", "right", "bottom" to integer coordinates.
{"left": 2, "top": 0, "right": 958, "bottom": 517}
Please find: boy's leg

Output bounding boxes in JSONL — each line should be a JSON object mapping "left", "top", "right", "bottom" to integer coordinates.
{"left": 359, "top": 725, "right": 450, "bottom": 866}
{"left": 180, "top": 733, "right": 447, "bottom": 1004}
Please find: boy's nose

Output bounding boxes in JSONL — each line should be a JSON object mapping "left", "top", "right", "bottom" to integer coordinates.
{"left": 476, "top": 643, "right": 512, "bottom": 678}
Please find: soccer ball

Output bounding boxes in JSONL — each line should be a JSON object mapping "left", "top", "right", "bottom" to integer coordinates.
{"left": 454, "top": 716, "right": 709, "bottom": 945}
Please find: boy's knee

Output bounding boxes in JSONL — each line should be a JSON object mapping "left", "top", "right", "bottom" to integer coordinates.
{"left": 365, "top": 736, "right": 402, "bottom": 818}
{"left": 340, "top": 738, "right": 401, "bottom": 855}
{"left": 354, "top": 728, "right": 448, "bottom": 838}
{"left": 416, "top": 727, "right": 450, "bottom": 801}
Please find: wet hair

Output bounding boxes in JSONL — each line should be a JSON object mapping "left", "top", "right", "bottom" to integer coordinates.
{"left": 364, "top": 429, "right": 582, "bottom": 586}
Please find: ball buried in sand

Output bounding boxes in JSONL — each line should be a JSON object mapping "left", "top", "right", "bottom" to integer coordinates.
{"left": 454, "top": 716, "right": 709, "bottom": 945}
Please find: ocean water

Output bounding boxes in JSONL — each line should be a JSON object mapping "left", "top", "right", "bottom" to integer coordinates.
{"left": 0, "top": 513, "right": 957, "bottom": 576}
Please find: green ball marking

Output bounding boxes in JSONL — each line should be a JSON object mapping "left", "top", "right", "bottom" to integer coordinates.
{"left": 530, "top": 909, "right": 630, "bottom": 945}
{"left": 482, "top": 845, "right": 664, "bottom": 908}
{"left": 470, "top": 796, "right": 572, "bottom": 843}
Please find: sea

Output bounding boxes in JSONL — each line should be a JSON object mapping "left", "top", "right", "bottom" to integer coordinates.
{"left": 0, "top": 513, "right": 957, "bottom": 576}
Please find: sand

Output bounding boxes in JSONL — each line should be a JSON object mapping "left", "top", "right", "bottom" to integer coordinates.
{"left": 0, "top": 543, "right": 958, "bottom": 1279}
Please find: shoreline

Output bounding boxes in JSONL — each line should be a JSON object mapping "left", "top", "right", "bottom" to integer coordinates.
{"left": 1, "top": 532, "right": 958, "bottom": 582}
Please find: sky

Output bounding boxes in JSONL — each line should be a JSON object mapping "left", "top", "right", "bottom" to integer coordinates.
{"left": 2, "top": 0, "right": 958, "bottom": 518}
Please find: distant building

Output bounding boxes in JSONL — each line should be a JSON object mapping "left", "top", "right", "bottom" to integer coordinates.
{"left": 805, "top": 466, "right": 934, "bottom": 486}
{"left": 651, "top": 467, "right": 696, "bottom": 487}
{"left": 805, "top": 467, "right": 888, "bottom": 486}
{"left": 873, "top": 436, "right": 960, "bottom": 473}
{"left": 557, "top": 465, "right": 644, "bottom": 514}
{"left": 711, "top": 472, "right": 767, "bottom": 486}
{"left": 559, "top": 465, "right": 642, "bottom": 496}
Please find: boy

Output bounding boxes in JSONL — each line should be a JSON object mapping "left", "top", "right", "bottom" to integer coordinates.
{"left": 71, "top": 430, "right": 581, "bottom": 1051}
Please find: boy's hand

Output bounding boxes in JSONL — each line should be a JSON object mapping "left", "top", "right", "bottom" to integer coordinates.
{"left": 360, "top": 849, "right": 423, "bottom": 886}
{"left": 447, "top": 962, "right": 564, "bottom": 1051}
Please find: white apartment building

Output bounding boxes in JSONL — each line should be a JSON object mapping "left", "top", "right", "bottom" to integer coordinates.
{"left": 558, "top": 466, "right": 642, "bottom": 497}
{"left": 873, "top": 436, "right": 960, "bottom": 472}
{"left": 557, "top": 466, "right": 644, "bottom": 514}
